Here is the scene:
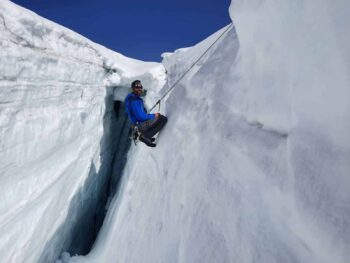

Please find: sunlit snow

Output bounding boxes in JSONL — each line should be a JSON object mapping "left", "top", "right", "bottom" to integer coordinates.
{"left": 0, "top": 0, "right": 349, "bottom": 263}
{"left": 0, "top": 1, "right": 164, "bottom": 262}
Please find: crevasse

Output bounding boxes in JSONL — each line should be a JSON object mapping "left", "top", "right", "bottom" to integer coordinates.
{"left": 69, "top": 0, "right": 350, "bottom": 263}
{"left": 0, "top": 1, "right": 165, "bottom": 262}
{"left": 1, "top": 0, "right": 350, "bottom": 263}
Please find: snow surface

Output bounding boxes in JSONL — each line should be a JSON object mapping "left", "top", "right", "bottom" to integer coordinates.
{"left": 1, "top": 0, "right": 349, "bottom": 262}
{"left": 0, "top": 1, "right": 164, "bottom": 262}
{"left": 67, "top": 0, "right": 350, "bottom": 263}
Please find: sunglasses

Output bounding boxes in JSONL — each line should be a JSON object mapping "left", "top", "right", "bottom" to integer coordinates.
{"left": 134, "top": 85, "right": 143, "bottom": 89}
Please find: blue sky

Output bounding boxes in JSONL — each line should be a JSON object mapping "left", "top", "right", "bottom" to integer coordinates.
{"left": 12, "top": 0, "right": 231, "bottom": 62}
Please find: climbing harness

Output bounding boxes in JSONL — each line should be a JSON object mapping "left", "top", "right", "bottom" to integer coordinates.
{"left": 149, "top": 23, "right": 234, "bottom": 113}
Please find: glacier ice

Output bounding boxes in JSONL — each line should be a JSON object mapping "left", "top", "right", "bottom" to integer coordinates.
{"left": 0, "top": 1, "right": 164, "bottom": 262}
{"left": 0, "top": 0, "right": 349, "bottom": 262}
{"left": 68, "top": 1, "right": 350, "bottom": 263}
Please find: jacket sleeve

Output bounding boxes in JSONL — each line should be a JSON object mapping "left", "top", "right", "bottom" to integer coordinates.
{"left": 130, "top": 100, "right": 155, "bottom": 122}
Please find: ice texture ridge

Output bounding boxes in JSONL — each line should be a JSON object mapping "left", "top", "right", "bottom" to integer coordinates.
{"left": 0, "top": 1, "right": 164, "bottom": 262}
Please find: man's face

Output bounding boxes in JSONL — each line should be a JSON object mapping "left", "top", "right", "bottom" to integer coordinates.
{"left": 132, "top": 83, "right": 143, "bottom": 95}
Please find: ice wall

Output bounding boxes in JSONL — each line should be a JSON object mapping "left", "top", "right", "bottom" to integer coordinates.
{"left": 228, "top": 0, "right": 350, "bottom": 260}
{"left": 0, "top": 1, "right": 164, "bottom": 262}
{"left": 69, "top": 0, "right": 349, "bottom": 263}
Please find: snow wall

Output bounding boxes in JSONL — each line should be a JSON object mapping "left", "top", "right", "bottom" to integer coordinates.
{"left": 69, "top": 0, "right": 350, "bottom": 263}
{"left": 0, "top": 1, "right": 165, "bottom": 262}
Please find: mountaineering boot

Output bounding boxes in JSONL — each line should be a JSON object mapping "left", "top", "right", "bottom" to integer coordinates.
{"left": 139, "top": 135, "right": 156, "bottom": 147}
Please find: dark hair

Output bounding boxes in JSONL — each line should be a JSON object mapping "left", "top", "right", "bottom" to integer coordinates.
{"left": 131, "top": 80, "right": 141, "bottom": 88}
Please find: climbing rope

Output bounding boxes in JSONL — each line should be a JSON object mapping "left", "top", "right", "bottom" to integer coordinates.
{"left": 149, "top": 23, "right": 234, "bottom": 113}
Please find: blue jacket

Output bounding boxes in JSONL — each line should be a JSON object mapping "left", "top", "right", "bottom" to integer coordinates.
{"left": 125, "top": 93, "right": 155, "bottom": 124}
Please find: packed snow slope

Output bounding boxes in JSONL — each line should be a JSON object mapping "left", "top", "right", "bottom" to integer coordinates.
{"left": 69, "top": 0, "right": 350, "bottom": 263}
{"left": 0, "top": 1, "right": 165, "bottom": 262}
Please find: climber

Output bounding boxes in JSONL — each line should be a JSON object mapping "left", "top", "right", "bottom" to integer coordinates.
{"left": 125, "top": 80, "right": 167, "bottom": 147}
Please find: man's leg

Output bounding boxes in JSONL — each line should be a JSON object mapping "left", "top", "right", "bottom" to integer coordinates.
{"left": 143, "top": 115, "right": 168, "bottom": 139}
{"left": 136, "top": 120, "right": 156, "bottom": 147}
{"left": 136, "top": 115, "right": 167, "bottom": 147}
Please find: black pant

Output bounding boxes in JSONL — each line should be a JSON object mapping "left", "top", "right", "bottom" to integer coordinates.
{"left": 138, "top": 115, "right": 168, "bottom": 139}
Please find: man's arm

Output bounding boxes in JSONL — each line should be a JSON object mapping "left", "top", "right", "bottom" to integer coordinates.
{"left": 131, "top": 100, "right": 155, "bottom": 122}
